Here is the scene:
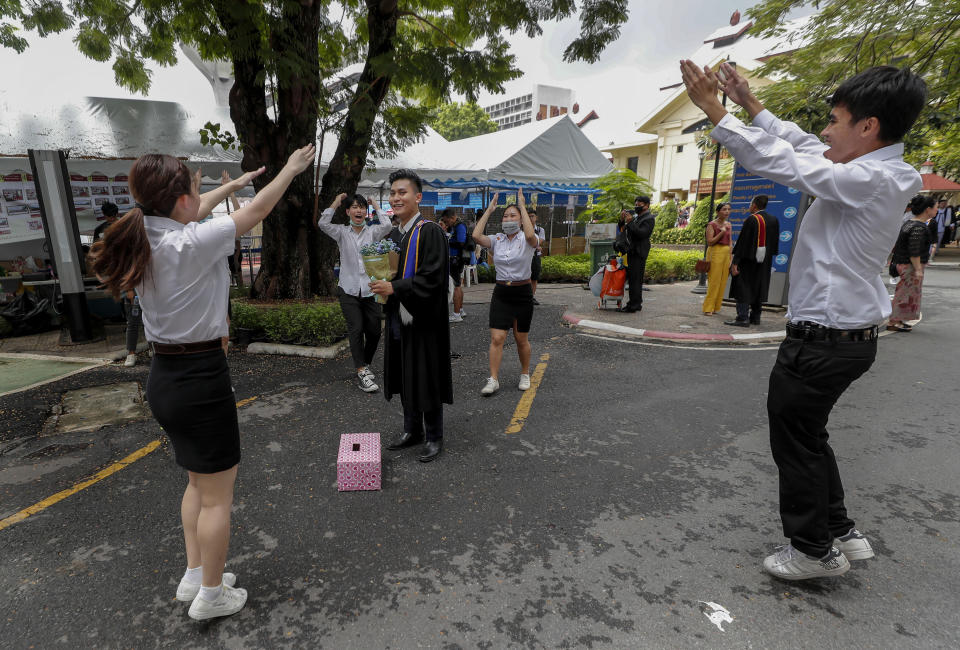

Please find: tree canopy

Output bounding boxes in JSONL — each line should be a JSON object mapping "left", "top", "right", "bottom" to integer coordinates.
{"left": 430, "top": 102, "right": 497, "bottom": 141}
{"left": 580, "top": 168, "right": 653, "bottom": 223}
{"left": 747, "top": 0, "right": 960, "bottom": 180}
{"left": 1, "top": 0, "right": 631, "bottom": 298}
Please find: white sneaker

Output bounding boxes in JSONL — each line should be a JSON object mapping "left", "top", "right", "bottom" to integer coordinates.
{"left": 176, "top": 572, "right": 237, "bottom": 602}
{"left": 763, "top": 544, "right": 849, "bottom": 580}
{"left": 480, "top": 377, "right": 500, "bottom": 396}
{"left": 518, "top": 374, "right": 531, "bottom": 390}
{"left": 187, "top": 582, "right": 247, "bottom": 620}
{"left": 448, "top": 313, "right": 463, "bottom": 323}
{"left": 834, "top": 529, "right": 875, "bottom": 560}
{"left": 460, "top": 309, "right": 467, "bottom": 318}
{"left": 359, "top": 367, "right": 375, "bottom": 381}
{"left": 123, "top": 353, "right": 137, "bottom": 367}
{"left": 358, "top": 373, "right": 379, "bottom": 393}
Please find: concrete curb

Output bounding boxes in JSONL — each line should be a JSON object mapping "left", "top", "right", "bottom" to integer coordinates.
{"left": 246, "top": 338, "right": 350, "bottom": 359}
{"left": 926, "top": 262, "right": 960, "bottom": 269}
{"left": 562, "top": 312, "right": 786, "bottom": 344}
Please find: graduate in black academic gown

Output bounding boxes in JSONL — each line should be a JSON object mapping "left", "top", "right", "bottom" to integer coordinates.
{"left": 726, "top": 194, "right": 780, "bottom": 327}
{"left": 370, "top": 169, "right": 452, "bottom": 463}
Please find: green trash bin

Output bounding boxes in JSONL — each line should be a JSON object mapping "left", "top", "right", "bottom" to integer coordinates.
{"left": 590, "top": 239, "right": 616, "bottom": 272}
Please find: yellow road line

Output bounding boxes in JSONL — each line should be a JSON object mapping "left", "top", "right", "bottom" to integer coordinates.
{"left": 0, "top": 439, "right": 162, "bottom": 532}
{"left": 0, "top": 395, "right": 258, "bottom": 533}
{"left": 505, "top": 353, "right": 550, "bottom": 435}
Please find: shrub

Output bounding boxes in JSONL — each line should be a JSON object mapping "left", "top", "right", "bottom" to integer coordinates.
{"left": 230, "top": 300, "right": 347, "bottom": 346}
{"left": 535, "top": 250, "right": 700, "bottom": 283}
{"left": 652, "top": 194, "right": 729, "bottom": 245}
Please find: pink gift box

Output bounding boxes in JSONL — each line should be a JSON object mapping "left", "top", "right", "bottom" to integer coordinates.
{"left": 337, "top": 433, "right": 381, "bottom": 491}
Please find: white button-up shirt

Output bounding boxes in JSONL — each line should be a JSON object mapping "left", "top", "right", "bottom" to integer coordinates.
{"left": 711, "top": 110, "right": 922, "bottom": 329}
{"left": 137, "top": 215, "right": 236, "bottom": 343}
{"left": 318, "top": 208, "right": 393, "bottom": 297}
{"left": 489, "top": 232, "right": 536, "bottom": 281}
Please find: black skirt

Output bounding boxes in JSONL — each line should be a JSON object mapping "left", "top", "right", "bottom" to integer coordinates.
{"left": 489, "top": 283, "right": 534, "bottom": 332}
{"left": 145, "top": 348, "right": 239, "bottom": 474}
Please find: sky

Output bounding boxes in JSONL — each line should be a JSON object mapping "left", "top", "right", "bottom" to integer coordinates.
{"left": 2, "top": 0, "right": 755, "bottom": 148}
{"left": 475, "top": 0, "right": 759, "bottom": 145}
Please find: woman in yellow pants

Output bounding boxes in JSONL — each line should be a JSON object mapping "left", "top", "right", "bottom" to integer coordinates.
{"left": 702, "top": 203, "right": 732, "bottom": 315}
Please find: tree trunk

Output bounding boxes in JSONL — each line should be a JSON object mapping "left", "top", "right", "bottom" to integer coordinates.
{"left": 315, "top": 0, "right": 400, "bottom": 295}
{"left": 214, "top": 0, "right": 398, "bottom": 298}
{"left": 214, "top": 1, "right": 323, "bottom": 300}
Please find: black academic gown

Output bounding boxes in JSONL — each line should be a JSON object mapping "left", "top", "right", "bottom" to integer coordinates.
{"left": 383, "top": 216, "right": 453, "bottom": 413}
{"left": 730, "top": 210, "right": 780, "bottom": 305}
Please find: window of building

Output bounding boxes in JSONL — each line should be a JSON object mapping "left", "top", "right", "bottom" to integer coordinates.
{"left": 676, "top": 145, "right": 684, "bottom": 153}
{"left": 627, "top": 156, "right": 639, "bottom": 174}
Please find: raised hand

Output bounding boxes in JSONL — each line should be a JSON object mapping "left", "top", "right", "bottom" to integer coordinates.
{"left": 221, "top": 169, "right": 232, "bottom": 185}
{"left": 717, "top": 62, "right": 752, "bottom": 108}
{"left": 517, "top": 190, "right": 526, "bottom": 208}
{"left": 235, "top": 167, "right": 266, "bottom": 189}
{"left": 680, "top": 59, "right": 727, "bottom": 125}
{"left": 284, "top": 144, "right": 317, "bottom": 174}
{"left": 488, "top": 192, "right": 500, "bottom": 211}
{"left": 330, "top": 192, "right": 348, "bottom": 210}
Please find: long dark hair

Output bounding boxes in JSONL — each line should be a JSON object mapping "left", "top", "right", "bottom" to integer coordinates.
{"left": 87, "top": 154, "right": 194, "bottom": 299}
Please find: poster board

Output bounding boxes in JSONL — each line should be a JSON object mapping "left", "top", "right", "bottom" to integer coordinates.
{"left": 728, "top": 163, "right": 809, "bottom": 305}
{"left": 0, "top": 171, "right": 44, "bottom": 244}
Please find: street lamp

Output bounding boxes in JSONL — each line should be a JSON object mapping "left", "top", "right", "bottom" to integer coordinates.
{"left": 691, "top": 61, "right": 735, "bottom": 296}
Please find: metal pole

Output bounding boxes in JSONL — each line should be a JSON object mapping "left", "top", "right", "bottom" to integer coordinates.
{"left": 691, "top": 63, "right": 734, "bottom": 296}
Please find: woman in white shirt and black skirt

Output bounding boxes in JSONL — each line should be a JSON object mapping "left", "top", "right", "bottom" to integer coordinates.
{"left": 87, "top": 145, "right": 315, "bottom": 621}
{"left": 473, "top": 191, "right": 540, "bottom": 396}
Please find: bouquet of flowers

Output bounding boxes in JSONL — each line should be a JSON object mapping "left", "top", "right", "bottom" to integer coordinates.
{"left": 360, "top": 239, "right": 400, "bottom": 303}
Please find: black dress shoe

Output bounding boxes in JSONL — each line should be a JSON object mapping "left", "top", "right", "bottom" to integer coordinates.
{"left": 386, "top": 431, "right": 423, "bottom": 450}
{"left": 749, "top": 319, "right": 761, "bottom": 325}
{"left": 418, "top": 440, "right": 443, "bottom": 462}
{"left": 532, "top": 297, "right": 540, "bottom": 305}
{"left": 723, "top": 319, "right": 749, "bottom": 327}
{"left": 617, "top": 306, "right": 640, "bottom": 313}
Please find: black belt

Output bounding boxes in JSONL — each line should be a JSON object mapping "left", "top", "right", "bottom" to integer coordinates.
{"left": 149, "top": 339, "right": 223, "bottom": 355}
{"left": 785, "top": 322, "right": 879, "bottom": 342}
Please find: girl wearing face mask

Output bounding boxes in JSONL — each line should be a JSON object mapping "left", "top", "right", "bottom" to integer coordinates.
{"left": 319, "top": 192, "right": 395, "bottom": 392}
{"left": 472, "top": 191, "right": 541, "bottom": 396}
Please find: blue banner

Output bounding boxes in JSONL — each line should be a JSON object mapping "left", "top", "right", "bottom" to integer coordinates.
{"left": 728, "top": 163, "right": 804, "bottom": 274}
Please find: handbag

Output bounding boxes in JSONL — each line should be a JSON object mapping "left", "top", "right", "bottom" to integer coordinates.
{"left": 888, "top": 261, "right": 899, "bottom": 278}
{"left": 695, "top": 258, "right": 711, "bottom": 273}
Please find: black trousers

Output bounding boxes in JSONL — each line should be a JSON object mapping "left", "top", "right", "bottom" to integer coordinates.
{"left": 735, "top": 299, "right": 762, "bottom": 323}
{"left": 404, "top": 405, "right": 443, "bottom": 442}
{"left": 121, "top": 296, "right": 143, "bottom": 353}
{"left": 767, "top": 337, "right": 876, "bottom": 557}
{"left": 337, "top": 289, "right": 382, "bottom": 369}
{"left": 625, "top": 255, "right": 647, "bottom": 310}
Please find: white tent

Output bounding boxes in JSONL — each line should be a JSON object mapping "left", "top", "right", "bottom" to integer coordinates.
{"left": 420, "top": 115, "right": 613, "bottom": 193}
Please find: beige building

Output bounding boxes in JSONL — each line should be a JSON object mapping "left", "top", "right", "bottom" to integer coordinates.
{"left": 603, "top": 12, "right": 796, "bottom": 202}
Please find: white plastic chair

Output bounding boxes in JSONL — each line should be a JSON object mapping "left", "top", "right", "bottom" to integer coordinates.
{"left": 462, "top": 264, "right": 478, "bottom": 287}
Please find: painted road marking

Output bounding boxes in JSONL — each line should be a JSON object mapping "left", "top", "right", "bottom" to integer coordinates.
{"left": 0, "top": 440, "right": 162, "bottom": 532}
{"left": 0, "top": 395, "right": 259, "bottom": 533}
{"left": 505, "top": 353, "right": 549, "bottom": 435}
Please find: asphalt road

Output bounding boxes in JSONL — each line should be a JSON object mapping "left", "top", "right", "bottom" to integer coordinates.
{"left": 1, "top": 269, "right": 958, "bottom": 649}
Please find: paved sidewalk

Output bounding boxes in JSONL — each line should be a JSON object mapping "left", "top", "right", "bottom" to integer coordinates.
{"left": 462, "top": 280, "right": 788, "bottom": 343}
{"left": 0, "top": 322, "right": 145, "bottom": 361}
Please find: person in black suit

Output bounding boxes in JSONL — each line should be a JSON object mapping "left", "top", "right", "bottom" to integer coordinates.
{"left": 725, "top": 194, "right": 780, "bottom": 327}
{"left": 370, "top": 169, "right": 453, "bottom": 463}
{"left": 617, "top": 195, "right": 655, "bottom": 313}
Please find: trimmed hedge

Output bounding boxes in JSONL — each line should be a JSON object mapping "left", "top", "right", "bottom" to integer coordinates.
{"left": 230, "top": 300, "right": 347, "bottom": 346}
{"left": 479, "top": 250, "right": 701, "bottom": 284}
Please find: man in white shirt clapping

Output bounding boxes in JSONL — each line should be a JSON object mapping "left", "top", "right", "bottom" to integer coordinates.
{"left": 682, "top": 61, "right": 927, "bottom": 581}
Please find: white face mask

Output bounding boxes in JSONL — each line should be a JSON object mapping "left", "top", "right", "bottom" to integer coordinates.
{"left": 502, "top": 220, "right": 521, "bottom": 235}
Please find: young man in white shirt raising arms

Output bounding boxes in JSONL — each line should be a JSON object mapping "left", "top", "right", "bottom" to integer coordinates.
{"left": 681, "top": 61, "right": 927, "bottom": 580}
